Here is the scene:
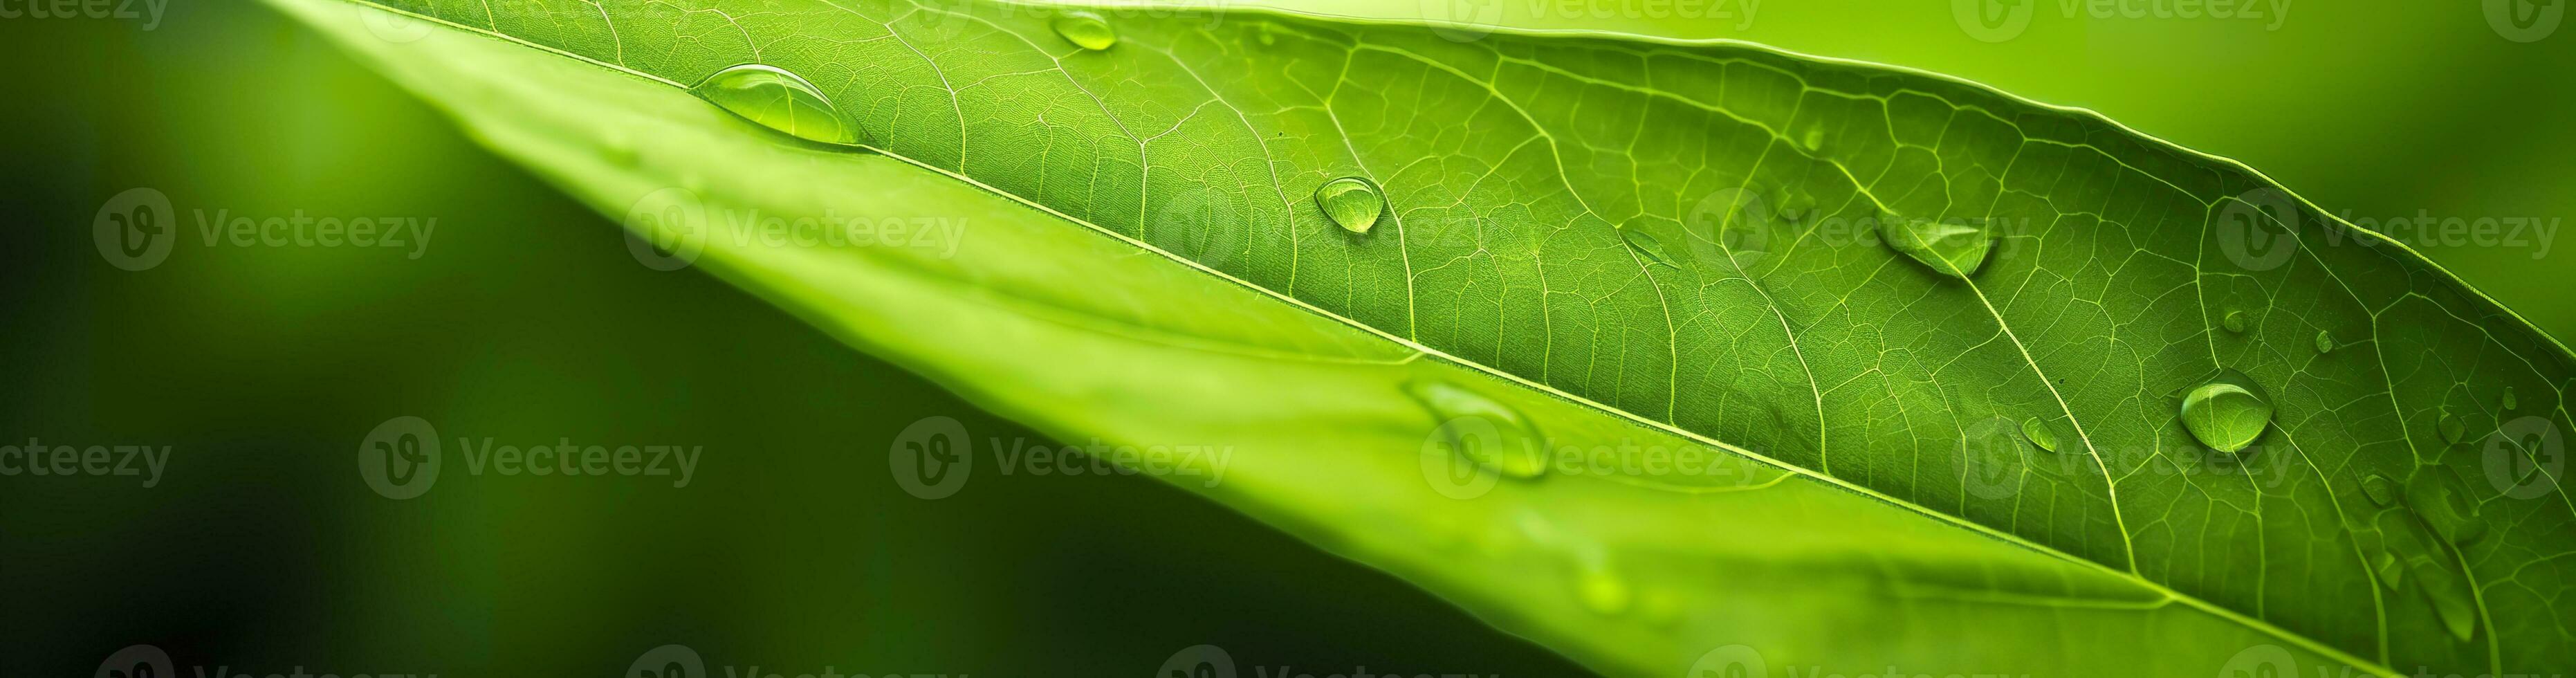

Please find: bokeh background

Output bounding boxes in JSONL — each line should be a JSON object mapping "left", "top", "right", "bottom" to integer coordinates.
{"left": 3, "top": 1, "right": 2568, "bottom": 676}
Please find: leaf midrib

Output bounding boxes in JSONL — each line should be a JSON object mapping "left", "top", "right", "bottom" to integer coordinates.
{"left": 329, "top": 2, "right": 2428, "bottom": 673}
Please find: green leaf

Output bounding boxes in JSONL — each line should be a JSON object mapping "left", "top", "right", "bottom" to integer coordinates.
{"left": 269, "top": 1, "right": 2576, "bottom": 676}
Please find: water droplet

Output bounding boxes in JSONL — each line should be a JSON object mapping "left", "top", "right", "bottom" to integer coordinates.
{"left": 689, "top": 64, "right": 857, "bottom": 145}
{"left": 2405, "top": 469, "right": 2487, "bottom": 544}
{"left": 1797, "top": 125, "right": 1825, "bottom": 153}
{"left": 2313, "top": 329, "right": 2335, "bottom": 354}
{"left": 2438, "top": 410, "right": 2467, "bottom": 445}
{"left": 1575, "top": 565, "right": 1631, "bottom": 616}
{"left": 2502, "top": 387, "right": 2519, "bottom": 411}
{"left": 1258, "top": 33, "right": 1276, "bottom": 46}
{"left": 1622, "top": 229, "right": 1677, "bottom": 268}
{"left": 2223, "top": 310, "right": 2249, "bottom": 333}
{"left": 2021, "top": 417, "right": 2061, "bottom": 453}
{"left": 1879, "top": 214, "right": 1994, "bottom": 279}
{"left": 1051, "top": 11, "right": 1117, "bottom": 51}
{"left": 2377, "top": 511, "right": 2477, "bottom": 641}
{"left": 1405, "top": 379, "right": 1547, "bottom": 479}
{"left": 2178, "top": 369, "right": 2274, "bottom": 454}
{"left": 2360, "top": 474, "right": 2400, "bottom": 506}
{"left": 1316, "top": 176, "right": 1386, "bottom": 235}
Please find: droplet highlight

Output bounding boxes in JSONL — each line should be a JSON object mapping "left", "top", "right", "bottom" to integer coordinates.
{"left": 1405, "top": 379, "right": 1547, "bottom": 479}
{"left": 2502, "top": 387, "right": 2519, "bottom": 412}
{"left": 1575, "top": 565, "right": 1631, "bottom": 616}
{"left": 2313, "top": 329, "right": 2335, "bottom": 354}
{"left": 2223, "top": 310, "right": 2249, "bottom": 334}
{"left": 1316, "top": 176, "right": 1386, "bottom": 235}
{"left": 2178, "top": 369, "right": 2274, "bottom": 454}
{"left": 1879, "top": 214, "right": 1994, "bottom": 279}
{"left": 689, "top": 64, "right": 857, "bottom": 145}
{"left": 2021, "top": 417, "right": 2061, "bottom": 454}
{"left": 1051, "top": 11, "right": 1117, "bottom": 51}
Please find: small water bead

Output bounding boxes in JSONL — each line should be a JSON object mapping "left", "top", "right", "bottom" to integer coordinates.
{"left": 2405, "top": 469, "right": 2487, "bottom": 544}
{"left": 2314, "top": 329, "right": 2335, "bottom": 354}
{"left": 2503, "top": 387, "right": 2519, "bottom": 411}
{"left": 1051, "top": 11, "right": 1117, "bottom": 51}
{"left": 2360, "top": 473, "right": 2400, "bottom": 506}
{"left": 1316, "top": 176, "right": 1387, "bottom": 235}
{"left": 2223, "top": 310, "right": 2249, "bottom": 333}
{"left": 1621, "top": 229, "right": 1679, "bottom": 268}
{"left": 1879, "top": 214, "right": 1995, "bottom": 280}
{"left": 2178, "top": 369, "right": 2275, "bottom": 454}
{"left": 2021, "top": 417, "right": 2061, "bottom": 454}
{"left": 2437, "top": 410, "right": 2468, "bottom": 445}
{"left": 1798, "top": 126, "right": 1825, "bottom": 153}
{"left": 688, "top": 64, "right": 857, "bottom": 145}
{"left": 1404, "top": 379, "right": 1548, "bottom": 479}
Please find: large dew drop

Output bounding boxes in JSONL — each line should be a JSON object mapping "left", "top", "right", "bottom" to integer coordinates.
{"left": 690, "top": 64, "right": 857, "bottom": 145}
{"left": 2178, "top": 369, "right": 2274, "bottom": 454}
{"left": 1316, "top": 176, "right": 1387, "bottom": 235}
{"left": 1051, "top": 10, "right": 1117, "bottom": 51}
{"left": 1405, "top": 379, "right": 1547, "bottom": 479}
{"left": 1879, "top": 214, "right": 1994, "bottom": 279}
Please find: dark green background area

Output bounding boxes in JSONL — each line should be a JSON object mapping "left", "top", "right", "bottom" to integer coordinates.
{"left": 3, "top": 1, "right": 2569, "bottom": 677}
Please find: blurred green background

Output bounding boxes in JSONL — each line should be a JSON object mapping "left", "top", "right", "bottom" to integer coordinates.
{"left": 3, "top": 1, "right": 2568, "bottom": 676}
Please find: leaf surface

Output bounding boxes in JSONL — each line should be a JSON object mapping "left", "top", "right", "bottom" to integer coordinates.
{"left": 269, "top": 1, "right": 2576, "bottom": 675}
